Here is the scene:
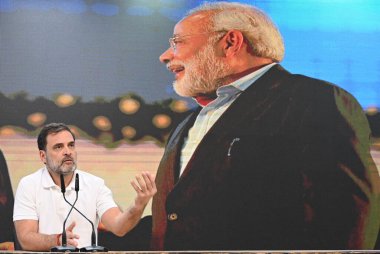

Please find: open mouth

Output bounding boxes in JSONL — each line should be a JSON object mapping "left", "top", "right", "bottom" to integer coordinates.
{"left": 173, "top": 66, "right": 184, "bottom": 74}
{"left": 168, "top": 65, "right": 185, "bottom": 77}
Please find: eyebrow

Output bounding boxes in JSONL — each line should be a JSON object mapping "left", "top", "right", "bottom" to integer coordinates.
{"left": 52, "top": 140, "right": 75, "bottom": 147}
{"left": 52, "top": 143, "right": 63, "bottom": 148}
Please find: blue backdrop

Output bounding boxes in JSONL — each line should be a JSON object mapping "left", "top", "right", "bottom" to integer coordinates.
{"left": 0, "top": 0, "right": 379, "bottom": 108}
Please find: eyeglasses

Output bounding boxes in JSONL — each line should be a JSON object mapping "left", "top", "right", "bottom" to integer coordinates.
{"left": 168, "top": 31, "right": 226, "bottom": 51}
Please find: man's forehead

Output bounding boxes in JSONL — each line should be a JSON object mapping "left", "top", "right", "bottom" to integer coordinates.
{"left": 174, "top": 12, "right": 211, "bottom": 35}
{"left": 46, "top": 131, "right": 74, "bottom": 144}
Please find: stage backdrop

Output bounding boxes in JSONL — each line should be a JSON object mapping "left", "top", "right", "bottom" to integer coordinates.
{"left": 1, "top": 0, "right": 380, "bottom": 250}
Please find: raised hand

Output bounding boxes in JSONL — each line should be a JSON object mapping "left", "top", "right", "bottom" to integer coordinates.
{"left": 130, "top": 171, "right": 157, "bottom": 209}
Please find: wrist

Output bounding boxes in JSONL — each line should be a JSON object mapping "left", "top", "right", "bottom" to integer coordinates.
{"left": 56, "top": 233, "right": 62, "bottom": 245}
{"left": 133, "top": 200, "right": 147, "bottom": 211}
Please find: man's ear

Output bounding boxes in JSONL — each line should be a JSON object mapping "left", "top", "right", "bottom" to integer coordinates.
{"left": 223, "top": 30, "right": 245, "bottom": 56}
{"left": 39, "top": 150, "right": 47, "bottom": 164}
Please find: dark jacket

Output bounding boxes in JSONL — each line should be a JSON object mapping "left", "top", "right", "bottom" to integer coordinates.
{"left": 151, "top": 64, "right": 380, "bottom": 250}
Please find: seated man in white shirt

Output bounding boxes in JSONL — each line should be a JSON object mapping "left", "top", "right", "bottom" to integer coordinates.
{"left": 13, "top": 122, "right": 157, "bottom": 251}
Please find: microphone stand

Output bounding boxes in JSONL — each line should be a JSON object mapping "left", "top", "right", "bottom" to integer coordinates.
{"left": 61, "top": 173, "right": 108, "bottom": 252}
{"left": 80, "top": 229, "right": 108, "bottom": 252}
{"left": 51, "top": 174, "right": 79, "bottom": 252}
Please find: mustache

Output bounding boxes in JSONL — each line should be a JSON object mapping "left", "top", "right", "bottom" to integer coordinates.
{"left": 61, "top": 156, "right": 74, "bottom": 163}
{"left": 166, "top": 60, "right": 185, "bottom": 70}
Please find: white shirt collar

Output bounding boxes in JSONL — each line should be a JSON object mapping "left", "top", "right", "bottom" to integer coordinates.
{"left": 193, "top": 63, "right": 277, "bottom": 107}
{"left": 222, "top": 62, "right": 277, "bottom": 93}
{"left": 41, "top": 167, "right": 76, "bottom": 190}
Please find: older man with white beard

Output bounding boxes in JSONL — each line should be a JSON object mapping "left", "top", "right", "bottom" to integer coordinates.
{"left": 13, "top": 122, "right": 157, "bottom": 251}
{"left": 151, "top": 1, "right": 380, "bottom": 251}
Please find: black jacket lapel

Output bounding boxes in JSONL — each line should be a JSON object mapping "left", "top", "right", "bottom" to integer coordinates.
{"left": 177, "top": 64, "right": 292, "bottom": 180}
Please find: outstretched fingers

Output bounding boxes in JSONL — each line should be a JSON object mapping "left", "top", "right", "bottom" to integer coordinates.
{"left": 66, "top": 221, "right": 76, "bottom": 232}
{"left": 65, "top": 221, "right": 80, "bottom": 247}
{"left": 130, "top": 171, "right": 157, "bottom": 207}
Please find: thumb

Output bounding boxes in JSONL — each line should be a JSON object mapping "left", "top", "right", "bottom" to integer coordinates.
{"left": 66, "top": 221, "right": 76, "bottom": 232}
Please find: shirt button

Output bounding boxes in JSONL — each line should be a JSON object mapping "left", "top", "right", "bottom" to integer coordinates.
{"left": 167, "top": 213, "right": 178, "bottom": 221}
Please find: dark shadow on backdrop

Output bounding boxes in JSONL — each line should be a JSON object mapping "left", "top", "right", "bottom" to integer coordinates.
{"left": 0, "top": 149, "right": 18, "bottom": 249}
{"left": 98, "top": 215, "right": 152, "bottom": 251}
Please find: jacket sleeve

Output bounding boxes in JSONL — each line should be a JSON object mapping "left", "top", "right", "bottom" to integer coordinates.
{"left": 300, "top": 83, "right": 380, "bottom": 249}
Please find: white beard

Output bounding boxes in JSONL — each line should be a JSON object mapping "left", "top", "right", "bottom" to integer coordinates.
{"left": 172, "top": 42, "right": 231, "bottom": 97}
{"left": 46, "top": 155, "right": 77, "bottom": 175}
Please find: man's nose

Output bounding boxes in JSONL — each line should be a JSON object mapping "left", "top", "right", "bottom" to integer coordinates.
{"left": 63, "top": 146, "right": 71, "bottom": 155}
{"left": 159, "top": 48, "right": 173, "bottom": 64}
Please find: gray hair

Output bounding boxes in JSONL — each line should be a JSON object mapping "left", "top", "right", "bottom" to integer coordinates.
{"left": 185, "top": 2, "right": 284, "bottom": 62}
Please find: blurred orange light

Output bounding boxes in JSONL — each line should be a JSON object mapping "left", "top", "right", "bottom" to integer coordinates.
{"left": 93, "top": 116, "right": 112, "bottom": 131}
{"left": 152, "top": 114, "right": 171, "bottom": 129}
{"left": 27, "top": 112, "right": 47, "bottom": 127}
{"left": 119, "top": 98, "right": 140, "bottom": 115}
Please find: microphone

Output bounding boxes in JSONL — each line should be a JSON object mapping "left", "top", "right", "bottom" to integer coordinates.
{"left": 61, "top": 173, "right": 108, "bottom": 252}
{"left": 51, "top": 174, "right": 79, "bottom": 252}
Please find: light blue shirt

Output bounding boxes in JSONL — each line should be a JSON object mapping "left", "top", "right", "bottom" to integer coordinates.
{"left": 179, "top": 63, "right": 277, "bottom": 176}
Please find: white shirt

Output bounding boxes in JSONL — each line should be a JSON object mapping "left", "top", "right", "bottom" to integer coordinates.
{"left": 13, "top": 167, "right": 117, "bottom": 248}
{"left": 179, "top": 63, "right": 277, "bottom": 175}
